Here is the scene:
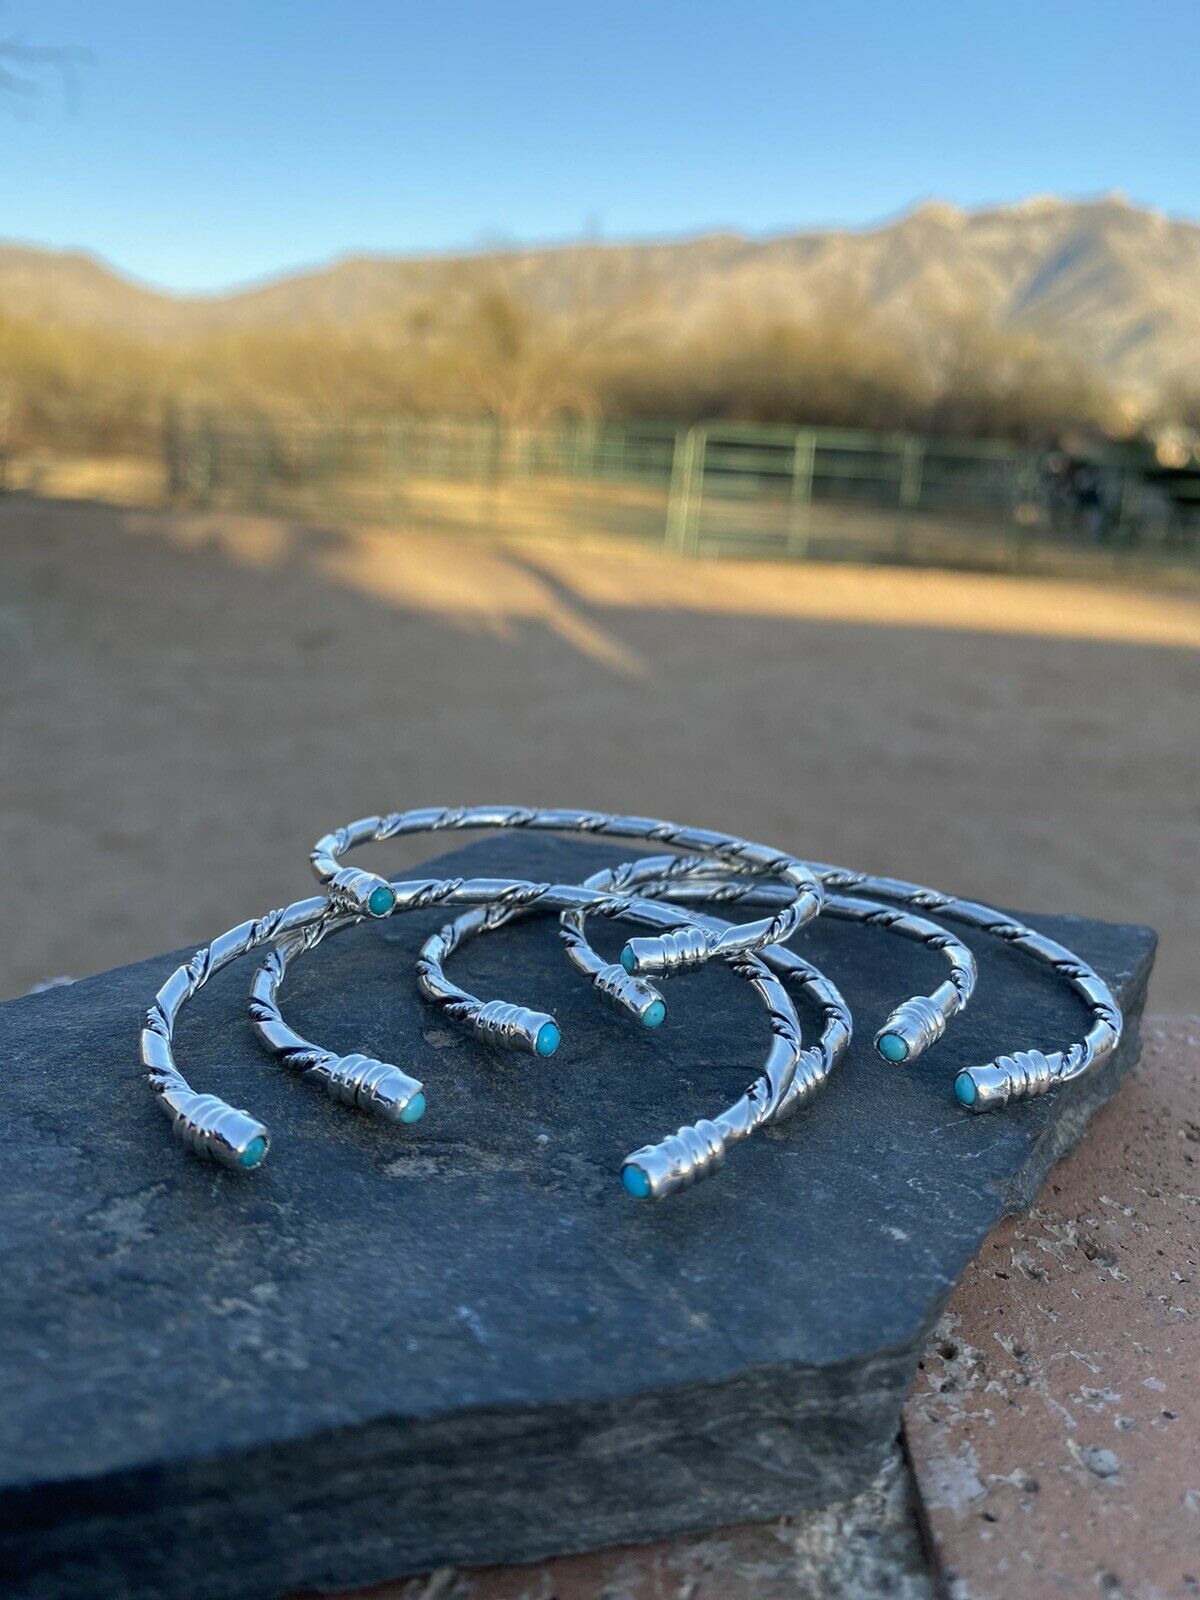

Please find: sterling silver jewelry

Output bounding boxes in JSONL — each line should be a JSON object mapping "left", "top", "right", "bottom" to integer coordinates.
{"left": 416, "top": 875, "right": 852, "bottom": 1199}
{"left": 146, "top": 869, "right": 725, "bottom": 1171}
{"left": 146, "top": 873, "right": 661, "bottom": 1170}
{"left": 806, "top": 866, "right": 1123, "bottom": 1109}
{"left": 572, "top": 849, "right": 1120, "bottom": 1106}
{"left": 251, "top": 873, "right": 847, "bottom": 1197}
{"left": 310, "top": 806, "right": 825, "bottom": 979}
{"left": 255, "top": 878, "right": 684, "bottom": 1079}
{"left": 142, "top": 897, "right": 325, "bottom": 1171}
{"left": 306, "top": 815, "right": 1119, "bottom": 1113}
{"left": 140, "top": 803, "right": 1124, "bottom": 1183}
{"left": 560, "top": 854, "right": 977, "bottom": 1067}
{"left": 248, "top": 911, "right": 430, "bottom": 1127}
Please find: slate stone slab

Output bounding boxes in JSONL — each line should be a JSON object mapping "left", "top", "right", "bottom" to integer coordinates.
{"left": 0, "top": 835, "right": 1156, "bottom": 1600}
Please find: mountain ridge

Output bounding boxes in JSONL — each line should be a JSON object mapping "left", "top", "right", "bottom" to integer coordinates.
{"left": 3, "top": 196, "right": 1198, "bottom": 400}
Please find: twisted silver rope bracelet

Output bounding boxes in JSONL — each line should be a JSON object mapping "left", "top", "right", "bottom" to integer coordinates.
{"left": 143, "top": 873, "right": 680, "bottom": 1170}
{"left": 802, "top": 864, "right": 1123, "bottom": 1107}
{"left": 310, "top": 807, "right": 1117, "bottom": 1109}
{"left": 558, "top": 849, "right": 1119, "bottom": 1107}
{"left": 251, "top": 872, "right": 850, "bottom": 1200}
{"left": 139, "top": 803, "right": 1123, "bottom": 1195}
{"left": 413, "top": 869, "right": 852, "bottom": 1198}
{"left": 560, "top": 855, "right": 977, "bottom": 1070}
{"left": 310, "top": 806, "right": 826, "bottom": 978}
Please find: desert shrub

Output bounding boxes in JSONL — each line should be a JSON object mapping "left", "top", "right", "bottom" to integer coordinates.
{"left": 0, "top": 275, "right": 1125, "bottom": 453}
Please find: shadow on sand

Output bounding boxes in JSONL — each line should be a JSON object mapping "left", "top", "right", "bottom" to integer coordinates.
{"left": 2, "top": 493, "right": 1197, "bottom": 1008}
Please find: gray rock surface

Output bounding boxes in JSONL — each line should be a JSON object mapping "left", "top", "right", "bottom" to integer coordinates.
{"left": 0, "top": 835, "right": 1156, "bottom": 1599}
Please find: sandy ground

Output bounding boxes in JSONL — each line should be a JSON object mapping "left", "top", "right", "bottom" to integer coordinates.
{"left": 2, "top": 492, "right": 1198, "bottom": 1008}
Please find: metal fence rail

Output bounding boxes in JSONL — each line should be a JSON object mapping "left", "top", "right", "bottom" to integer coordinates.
{"left": 155, "top": 409, "right": 1200, "bottom": 576}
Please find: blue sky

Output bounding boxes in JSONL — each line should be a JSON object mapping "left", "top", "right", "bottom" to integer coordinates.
{"left": 3, "top": 0, "right": 1196, "bottom": 293}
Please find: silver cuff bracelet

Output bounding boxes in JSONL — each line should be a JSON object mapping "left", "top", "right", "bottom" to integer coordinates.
{"left": 310, "top": 806, "right": 825, "bottom": 978}
{"left": 414, "top": 878, "right": 852, "bottom": 1199}
{"left": 138, "top": 802, "right": 1123, "bottom": 1195}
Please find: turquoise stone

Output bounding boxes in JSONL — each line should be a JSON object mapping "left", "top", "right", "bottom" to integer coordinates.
{"left": 954, "top": 1073, "right": 978, "bottom": 1106}
{"left": 621, "top": 1164, "right": 651, "bottom": 1199}
{"left": 240, "top": 1136, "right": 267, "bottom": 1170}
{"left": 620, "top": 946, "right": 635, "bottom": 974}
{"left": 877, "top": 1032, "right": 909, "bottom": 1063}
{"left": 367, "top": 885, "right": 396, "bottom": 918}
{"left": 642, "top": 1000, "right": 666, "bottom": 1029}
{"left": 535, "top": 1021, "right": 561, "bottom": 1058}
{"left": 400, "top": 1091, "right": 426, "bottom": 1124}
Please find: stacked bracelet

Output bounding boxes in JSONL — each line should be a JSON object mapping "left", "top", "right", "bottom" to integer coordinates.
{"left": 138, "top": 802, "right": 1122, "bottom": 1197}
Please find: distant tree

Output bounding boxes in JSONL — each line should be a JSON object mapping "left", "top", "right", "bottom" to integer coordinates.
{"left": 442, "top": 252, "right": 654, "bottom": 430}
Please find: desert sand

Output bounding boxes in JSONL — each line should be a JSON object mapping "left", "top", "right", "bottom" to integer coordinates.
{"left": 2, "top": 492, "right": 1197, "bottom": 1008}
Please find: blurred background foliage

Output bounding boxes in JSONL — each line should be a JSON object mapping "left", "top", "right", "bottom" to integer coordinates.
{"left": 0, "top": 272, "right": 1128, "bottom": 456}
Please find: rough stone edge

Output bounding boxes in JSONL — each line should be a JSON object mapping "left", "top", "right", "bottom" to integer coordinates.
{"left": 0, "top": 852, "right": 1159, "bottom": 1599}
{"left": 3, "top": 1349, "right": 917, "bottom": 1600}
